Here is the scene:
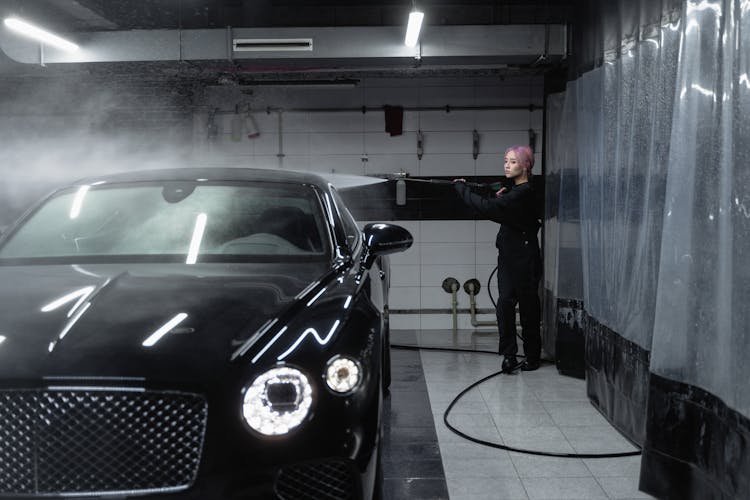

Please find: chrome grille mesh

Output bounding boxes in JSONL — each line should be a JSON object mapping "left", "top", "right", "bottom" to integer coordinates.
{"left": 0, "top": 389, "right": 207, "bottom": 496}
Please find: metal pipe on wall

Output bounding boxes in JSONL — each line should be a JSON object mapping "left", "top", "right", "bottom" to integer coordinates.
{"left": 441, "top": 277, "right": 460, "bottom": 333}
{"left": 464, "top": 279, "right": 497, "bottom": 327}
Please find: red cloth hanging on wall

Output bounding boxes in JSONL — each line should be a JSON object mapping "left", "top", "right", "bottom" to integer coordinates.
{"left": 384, "top": 105, "right": 404, "bottom": 136}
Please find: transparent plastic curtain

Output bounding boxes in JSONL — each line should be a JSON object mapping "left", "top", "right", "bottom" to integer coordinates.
{"left": 574, "top": 18, "right": 676, "bottom": 351}
{"left": 554, "top": 91, "right": 583, "bottom": 302}
{"left": 543, "top": 93, "right": 564, "bottom": 351}
{"left": 544, "top": 90, "right": 584, "bottom": 359}
{"left": 544, "top": 93, "right": 563, "bottom": 305}
{"left": 652, "top": 0, "right": 750, "bottom": 416}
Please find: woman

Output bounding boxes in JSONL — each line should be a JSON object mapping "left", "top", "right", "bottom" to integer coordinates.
{"left": 454, "top": 145, "right": 542, "bottom": 372}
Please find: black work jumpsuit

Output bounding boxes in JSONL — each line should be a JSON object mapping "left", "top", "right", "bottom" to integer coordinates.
{"left": 454, "top": 181, "right": 542, "bottom": 361}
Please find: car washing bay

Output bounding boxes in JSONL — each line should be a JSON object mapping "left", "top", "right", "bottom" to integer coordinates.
{"left": 0, "top": 1, "right": 748, "bottom": 500}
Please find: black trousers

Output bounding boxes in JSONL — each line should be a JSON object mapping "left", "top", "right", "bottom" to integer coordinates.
{"left": 496, "top": 253, "right": 541, "bottom": 360}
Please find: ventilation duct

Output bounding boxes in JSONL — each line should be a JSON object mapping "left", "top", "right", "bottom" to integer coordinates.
{"left": 0, "top": 25, "right": 566, "bottom": 69}
{"left": 233, "top": 38, "right": 313, "bottom": 52}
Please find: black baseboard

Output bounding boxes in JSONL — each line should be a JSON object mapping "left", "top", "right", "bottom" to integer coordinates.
{"left": 555, "top": 298, "right": 585, "bottom": 379}
{"left": 584, "top": 314, "right": 650, "bottom": 445}
{"left": 640, "top": 373, "right": 750, "bottom": 500}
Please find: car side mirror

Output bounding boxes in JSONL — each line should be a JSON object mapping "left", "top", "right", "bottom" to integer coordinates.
{"left": 360, "top": 223, "right": 413, "bottom": 269}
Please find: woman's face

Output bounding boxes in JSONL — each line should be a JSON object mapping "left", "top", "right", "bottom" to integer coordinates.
{"left": 504, "top": 151, "right": 526, "bottom": 179}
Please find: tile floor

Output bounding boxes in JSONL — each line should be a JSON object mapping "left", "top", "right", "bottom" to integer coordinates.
{"left": 389, "top": 329, "right": 654, "bottom": 500}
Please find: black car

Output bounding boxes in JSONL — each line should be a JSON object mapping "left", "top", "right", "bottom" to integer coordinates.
{"left": 0, "top": 168, "right": 413, "bottom": 500}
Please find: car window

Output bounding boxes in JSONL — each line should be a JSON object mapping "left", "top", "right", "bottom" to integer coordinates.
{"left": 330, "top": 188, "right": 361, "bottom": 251}
{"left": 0, "top": 181, "right": 330, "bottom": 263}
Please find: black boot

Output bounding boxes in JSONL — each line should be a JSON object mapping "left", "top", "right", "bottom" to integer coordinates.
{"left": 501, "top": 355, "right": 518, "bottom": 373}
{"left": 521, "top": 359, "right": 540, "bottom": 371}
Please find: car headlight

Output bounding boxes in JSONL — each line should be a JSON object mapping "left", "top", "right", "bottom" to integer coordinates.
{"left": 243, "top": 366, "right": 313, "bottom": 436}
{"left": 325, "top": 356, "right": 362, "bottom": 394}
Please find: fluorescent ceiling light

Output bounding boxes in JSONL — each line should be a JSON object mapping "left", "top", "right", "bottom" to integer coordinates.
{"left": 4, "top": 17, "right": 79, "bottom": 52}
{"left": 404, "top": 11, "right": 424, "bottom": 47}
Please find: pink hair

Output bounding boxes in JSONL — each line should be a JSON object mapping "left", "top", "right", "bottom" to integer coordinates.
{"left": 505, "top": 145, "right": 535, "bottom": 173}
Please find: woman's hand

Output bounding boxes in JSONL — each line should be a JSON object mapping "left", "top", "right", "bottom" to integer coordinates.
{"left": 495, "top": 186, "right": 509, "bottom": 197}
{"left": 453, "top": 178, "right": 466, "bottom": 183}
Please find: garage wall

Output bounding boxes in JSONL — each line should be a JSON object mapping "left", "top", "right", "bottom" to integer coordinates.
{"left": 191, "top": 76, "right": 544, "bottom": 330}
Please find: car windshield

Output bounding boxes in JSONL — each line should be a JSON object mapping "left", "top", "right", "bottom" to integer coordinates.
{"left": 0, "top": 181, "right": 330, "bottom": 264}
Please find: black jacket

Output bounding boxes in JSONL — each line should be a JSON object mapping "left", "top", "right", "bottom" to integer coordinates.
{"left": 454, "top": 181, "right": 540, "bottom": 258}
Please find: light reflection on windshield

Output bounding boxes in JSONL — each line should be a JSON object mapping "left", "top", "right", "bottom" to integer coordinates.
{"left": 0, "top": 181, "right": 330, "bottom": 263}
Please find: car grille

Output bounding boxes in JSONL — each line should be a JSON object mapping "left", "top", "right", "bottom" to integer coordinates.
{"left": 275, "top": 459, "right": 356, "bottom": 500}
{"left": 0, "top": 388, "right": 207, "bottom": 497}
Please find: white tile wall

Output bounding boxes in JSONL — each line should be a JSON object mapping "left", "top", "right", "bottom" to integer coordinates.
{"left": 421, "top": 287, "right": 453, "bottom": 309}
{"left": 478, "top": 130, "right": 531, "bottom": 155}
{"left": 310, "top": 132, "right": 363, "bottom": 155}
{"left": 308, "top": 112, "right": 363, "bottom": 132}
{"left": 418, "top": 153, "right": 474, "bottom": 177}
{"left": 279, "top": 112, "right": 310, "bottom": 132}
{"left": 389, "top": 286, "right": 421, "bottom": 310}
{"left": 198, "top": 76, "right": 542, "bottom": 331}
{"left": 420, "top": 265, "right": 478, "bottom": 289}
{"left": 364, "top": 131, "right": 416, "bottom": 154}
{"left": 418, "top": 110, "right": 476, "bottom": 131}
{"left": 420, "top": 220, "right": 474, "bottom": 243}
{"left": 389, "top": 264, "right": 420, "bottom": 287}
{"left": 420, "top": 242, "right": 477, "bottom": 266}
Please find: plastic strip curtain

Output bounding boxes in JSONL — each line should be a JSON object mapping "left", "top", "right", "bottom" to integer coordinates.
{"left": 543, "top": 93, "right": 563, "bottom": 353}
{"left": 569, "top": 14, "right": 676, "bottom": 351}
{"left": 544, "top": 90, "right": 583, "bottom": 358}
{"left": 547, "top": 0, "right": 750, "bottom": 494}
{"left": 652, "top": 0, "right": 750, "bottom": 416}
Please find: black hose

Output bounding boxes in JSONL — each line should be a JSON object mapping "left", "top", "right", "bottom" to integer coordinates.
{"left": 390, "top": 343, "right": 642, "bottom": 459}
{"left": 486, "top": 265, "right": 524, "bottom": 342}
{"left": 487, "top": 265, "right": 498, "bottom": 308}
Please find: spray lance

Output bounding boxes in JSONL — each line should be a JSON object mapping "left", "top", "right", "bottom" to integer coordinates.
{"left": 386, "top": 172, "right": 503, "bottom": 189}
{"left": 385, "top": 172, "right": 505, "bottom": 205}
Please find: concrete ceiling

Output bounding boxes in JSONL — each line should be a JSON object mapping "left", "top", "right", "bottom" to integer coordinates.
{"left": 0, "top": 0, "right": 575, "bottom": 80}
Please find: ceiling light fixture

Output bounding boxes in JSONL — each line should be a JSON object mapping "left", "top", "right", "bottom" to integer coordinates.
{"left": 404, "top": 9, "right": 424, "bottom": 47}
{"left": 3, "top": 17, "right": 79, "bottom": 52}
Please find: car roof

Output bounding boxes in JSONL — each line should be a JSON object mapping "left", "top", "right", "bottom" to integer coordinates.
{"left": 75, "top": 167, "right": 331, "bottom": 190}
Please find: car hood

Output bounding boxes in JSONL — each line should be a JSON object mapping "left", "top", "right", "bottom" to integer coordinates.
{"left": 0, "top": 262, "right": 334, "bottom": 385}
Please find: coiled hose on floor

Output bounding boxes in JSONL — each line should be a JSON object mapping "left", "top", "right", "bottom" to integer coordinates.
{"left": 390, "top": 344, "right": 641, "bottom": 459}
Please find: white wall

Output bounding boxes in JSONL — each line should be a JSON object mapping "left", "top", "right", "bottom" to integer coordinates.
{"left": 194, "top": 75, "right": 544, "bottom": 331}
